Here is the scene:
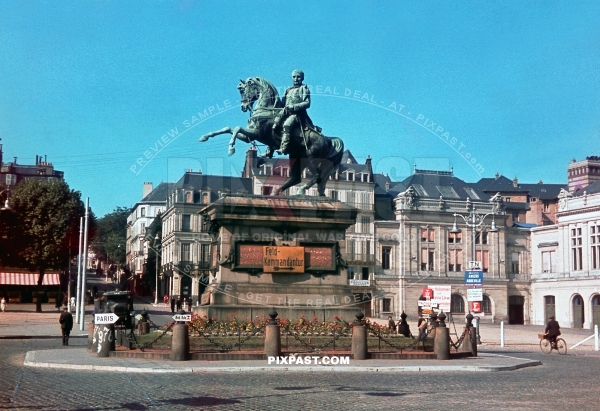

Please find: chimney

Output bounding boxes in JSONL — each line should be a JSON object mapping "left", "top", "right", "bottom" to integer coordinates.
{"left": 495, "top": 172, "right": 499, "bottom": 180}
{"left": 143, "top": 182, "right": 153, "bottom": 198}
{"left": 0, "top": 143, "right": 3, "bottom": 166}
{"left": 36, "top": 155, "right": 39, "bottom": 165}
{"left": 243, "top": 147, "right": 258, "bottom": 178}
{"left": 365, "top": 155, "right": 373, "bottom": 182}
{"left": 13, "top": 157, "right": 17, "bottom": 164}
{"left": 385, "top": 181, "right": 390, "bottom": 191}
{"left": 513, "top": 177, "right": 518, "bottom": 187}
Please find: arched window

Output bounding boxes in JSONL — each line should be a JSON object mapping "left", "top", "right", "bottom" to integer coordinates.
{"left": 451, "top": 294, "right": 464, "bottom": 313}
{"left": 482, "top": 295, "right": 492, "bottom": 314}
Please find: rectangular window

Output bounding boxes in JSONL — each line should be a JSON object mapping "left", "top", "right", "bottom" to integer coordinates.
{"left": 421, "top": 228, "right": 434, "bottom": 242}
{"left": 475, "top": 250, "right": 490, "bottom": 272}
{"left": 262, "top": 186, "right": 273, "bottom": 195}
{"left": 571, "top": 227, "right": 583, "bottom": 271}
{"left": 182, "top": 215, "right": 191, "bottom": 232}
{"left": 347, "top": 266, "right": 355, "bottom": 280}
{"left": 141, "top": 207, "right": 146, "bottom": 217}
{"left": 180, "top": 243, "right": 191, "bottom": 262}
{"left": 476, "top": 231, "right": 488, "bottom": 245}
{"left": 448, "top": 249, "right": 463, "bottom": 272}
{"left": 448, "top": 231, "right": 462, "bottom": 244}
{"left": 200, "top": 244, "right": 210, "bottom": 265}
{"left": 330, "top": 190, "right": 338, "bottom": 200}
{"left": 382, "top": 246, "right": 391, "bottom": 270}
{"left": 201, "top": 215, "right": 209, "bottom": 232}
{"left": 542, "top": 250, "right": 556, "bottom": 273}
{"left": 421, "top": 248, "right": 434, "bottom": 271}
{"left": 510, "top": 251, "right": 519, "bottom": 274}
{"left": 382, "top": 298, "right": 391, "bottom": 312}
{"left": 591, "top": 225, "right": 600, "bottom": 270}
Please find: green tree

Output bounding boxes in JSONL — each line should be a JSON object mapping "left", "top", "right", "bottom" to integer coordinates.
{"left": 10, "top": 179, "right": 89, "bottom": 312}
{"left": 90, "top": 206, "right": 130, "bottom": 276}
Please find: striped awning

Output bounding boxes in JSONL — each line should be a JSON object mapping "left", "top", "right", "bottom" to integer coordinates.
{"left": 0, "top": 272, "right": 61, "bottom": 286}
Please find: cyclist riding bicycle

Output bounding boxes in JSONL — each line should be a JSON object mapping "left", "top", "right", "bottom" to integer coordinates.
{"left": 545, "top": 316, "right": 561, "bottom": 348}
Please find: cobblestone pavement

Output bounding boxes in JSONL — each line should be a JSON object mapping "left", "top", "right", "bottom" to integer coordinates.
{"left": 0, "top": 338, "right": 599, "bottom": 410}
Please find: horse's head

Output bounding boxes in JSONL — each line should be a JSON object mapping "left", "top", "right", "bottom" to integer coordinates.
{"left": 237, "top": 77, "right": 281, "bottom": 113}
{"left": 238, "top": 77, "right": 261, "bottom": 113}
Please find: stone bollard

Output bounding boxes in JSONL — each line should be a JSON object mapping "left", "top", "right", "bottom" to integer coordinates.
{"left": 461, "top": 313, "right": 477, "bottom": 356}
{"left": 433, "top": 311, "right": 450, "bottom": 360}
{"left": 97, "top": 324, "right": 115, "bottom": 357}
{"left": 137, "top": 308, "right": 150, "bottom": 335}
{"left": 170, "top": 310, "right": 190, "bottom": 361}
{"left": 264, "top": 308, "right": 281, "bottom": 358}
{"left": 351, "top": 311, "right": 368, "bottom": 360}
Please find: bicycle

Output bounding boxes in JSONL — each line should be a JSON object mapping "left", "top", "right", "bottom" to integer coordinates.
{"left": 538, "top": 333, "right": 567, "bottom": 355}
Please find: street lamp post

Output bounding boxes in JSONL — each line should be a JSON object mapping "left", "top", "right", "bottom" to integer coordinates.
{"left": 450, "top": 202, "right": 498, "bottom": 345}
{"left": 153, "top": 234, "right": 161, "bottom": 305}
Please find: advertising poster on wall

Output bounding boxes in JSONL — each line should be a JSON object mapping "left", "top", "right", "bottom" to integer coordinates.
{"left": 418, "top": 285, "right": 451, "bottom": 315}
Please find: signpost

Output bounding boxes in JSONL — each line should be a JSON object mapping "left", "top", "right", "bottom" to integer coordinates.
{"left": 467, "top": 288, "right": 483, "bottom": 302}
{"left": 172, "top": 313, "right": 192, "bottom": 322}
{"left": 464, "top": 270, "right": 484, "bottom": 285}
{"left": 349, "top": 279, "right": 370, "bottom": 287}
{"left": 263, "top": 246, "right": 305, "bottom": 273}
{"left": 94, "top": 313, "right": 119, "bottom": 325}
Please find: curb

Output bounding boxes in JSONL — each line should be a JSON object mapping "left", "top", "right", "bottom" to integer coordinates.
{"left": 23, "top": 350, "right": 542, "bottom": 374}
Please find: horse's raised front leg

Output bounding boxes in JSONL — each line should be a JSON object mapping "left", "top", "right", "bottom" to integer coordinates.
{"left": 199, "top": 127, "right": 233, "bottom": 142}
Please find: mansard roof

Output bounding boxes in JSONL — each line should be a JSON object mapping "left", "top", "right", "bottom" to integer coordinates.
{"left": 472, "top": 175, "right": 530, "bottom": 193}
{"left": 520, "top": 183, "right": 567, "bottom": 200}
{"left": 173, "top": 172, "right": 252, "bottom": 194}
{"left": 573, "top": 179, "right": 600, "bottom": 196}
{"left": 401, "top": 169, "right": 489, "bottom": 201}
{"left": 141, "top": 182, "right": 175, "bottom": 202}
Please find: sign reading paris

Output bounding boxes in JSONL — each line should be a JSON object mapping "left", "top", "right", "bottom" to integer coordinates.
{"left": 263, "top": 246, "right": 305, "bottom": 273}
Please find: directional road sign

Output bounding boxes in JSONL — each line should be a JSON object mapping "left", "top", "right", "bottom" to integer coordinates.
{"left": 94, "top": 313, "right": 120, "bottom": 324}
{"left": 172, "top": 313, "right": 192, "bottom": 322}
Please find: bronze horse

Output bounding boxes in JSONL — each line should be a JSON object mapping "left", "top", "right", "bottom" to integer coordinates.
{"left": 199, "top": 77, "right": 344, "bottom": 196}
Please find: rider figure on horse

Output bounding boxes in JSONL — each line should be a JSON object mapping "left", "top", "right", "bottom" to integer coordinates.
{"left": 274, "top": 69, "right": 319, "bottom": 155}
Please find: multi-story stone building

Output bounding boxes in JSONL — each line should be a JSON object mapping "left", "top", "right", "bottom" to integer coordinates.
{"left": 0, "top": 144, "right": 63, "bottom": 191}
{"left": 531, "top": 180, "right": 600, "bottom": 329}
{"left": 160, "top": 172, "right": 252, "bottom": 304}
{"left": 126, "top": 182, "right": 173, "bottom": 283}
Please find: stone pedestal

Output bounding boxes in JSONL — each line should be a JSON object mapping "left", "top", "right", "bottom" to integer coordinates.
{"left": 193, "top": 195, "right": 359, "bottom": 322}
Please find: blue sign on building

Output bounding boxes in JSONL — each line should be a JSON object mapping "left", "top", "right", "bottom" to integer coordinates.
{"left": 464, "top": 270, "right": 483, "bottom": 285}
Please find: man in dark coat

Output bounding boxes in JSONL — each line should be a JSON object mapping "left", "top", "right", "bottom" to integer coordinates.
{"left": 545, "top": 316, "right": 561, "bottom": 348}
{"left": 59, "top": 306, "right": 74, "bottom": 346}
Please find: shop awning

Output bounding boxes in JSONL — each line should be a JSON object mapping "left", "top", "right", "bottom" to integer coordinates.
{"left": 0, "top": 272, "right": 61, "bottom": 286}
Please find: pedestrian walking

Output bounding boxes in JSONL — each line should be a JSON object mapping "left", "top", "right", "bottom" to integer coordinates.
{"left": 0, "top": 297, "right": 6, "bottom": 312}
{"left": 59, "top": 305, "right": 74, "bottom": 346}
{"left": 170, "top": 296, "right": 175, "bottom": 313}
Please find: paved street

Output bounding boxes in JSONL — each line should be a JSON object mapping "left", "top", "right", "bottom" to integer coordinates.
{"left": 1, "top": 282, "right": 600, "bottom": 410}
{"left": 0, "top": 337, "right": 599, "bottom": 410}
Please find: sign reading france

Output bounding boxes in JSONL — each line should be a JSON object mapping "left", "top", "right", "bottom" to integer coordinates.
{"left": 464, "top": 270, "right": 483, "bottom": 285}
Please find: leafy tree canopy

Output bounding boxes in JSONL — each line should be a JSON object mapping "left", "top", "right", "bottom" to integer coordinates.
{"left": 90, "top": 206, "right": 130, "bottom": 266}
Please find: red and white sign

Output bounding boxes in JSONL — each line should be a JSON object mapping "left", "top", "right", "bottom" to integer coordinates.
{"left": 422, "top": 288, "right": 434, "bottom": 300}
{"left": 471, "top": 301, "right": 482, "bottom": 313}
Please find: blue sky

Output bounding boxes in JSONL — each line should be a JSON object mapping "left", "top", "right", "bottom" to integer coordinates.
{"left": 1, "top": 1, "right": 599, "bottom": 216}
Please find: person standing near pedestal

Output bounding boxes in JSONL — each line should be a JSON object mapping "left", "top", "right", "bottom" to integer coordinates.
{"left": 1, "top": 297, "right": 6, "bottom": 312}
{"left": 59, "top": 306, "right": 73, "bottom": 346}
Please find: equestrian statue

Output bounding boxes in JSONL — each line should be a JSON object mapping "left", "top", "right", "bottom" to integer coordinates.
{"left": 199, "top": 70, "right": 344, "bottom": 196}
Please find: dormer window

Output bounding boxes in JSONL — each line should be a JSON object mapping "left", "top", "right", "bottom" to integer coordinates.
{"left": 347, "top": 172, "right": 354, "bottom": 181}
